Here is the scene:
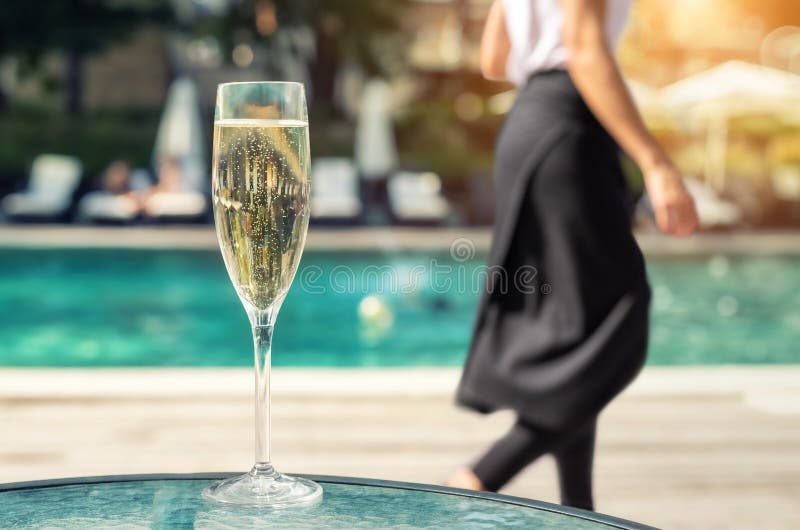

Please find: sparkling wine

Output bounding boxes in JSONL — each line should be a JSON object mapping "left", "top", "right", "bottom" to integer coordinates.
{"left": 212, "top": 119, "right": 310, "bottom": 311}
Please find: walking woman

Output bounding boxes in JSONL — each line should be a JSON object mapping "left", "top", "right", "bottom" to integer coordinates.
{"left": 448, "top": 0, "right": 698, "bottom": 511}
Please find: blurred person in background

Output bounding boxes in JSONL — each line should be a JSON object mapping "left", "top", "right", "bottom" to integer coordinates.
{"left": 142, "top": 156, "right": 185, "bottom": 218}
{"left": 99, "top": 160, "right": 145, "bottom": 212}
{"left": 151, "top": 156, "right": 183, "bottom": 195}
{"left": 101, "top": 161, "right": 133, "bottom": 195}
{"left": 449, "top": 0, "right": 698, "bottom": 511}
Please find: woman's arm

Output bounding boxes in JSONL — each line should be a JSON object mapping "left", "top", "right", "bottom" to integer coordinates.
{"left": 561, "top": 0, "right": 698, "bottom": 236}
{"left": 480, "top": 0, "right": 511, "bottom": 81}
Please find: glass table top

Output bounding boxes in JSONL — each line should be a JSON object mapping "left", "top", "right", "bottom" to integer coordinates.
{"left": 0, "top": 474, "right": 656, "bottom": 529}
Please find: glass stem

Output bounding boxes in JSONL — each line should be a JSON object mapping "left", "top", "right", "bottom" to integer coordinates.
{"left": 251, "top": 309, "right": 276, "bottom": 472}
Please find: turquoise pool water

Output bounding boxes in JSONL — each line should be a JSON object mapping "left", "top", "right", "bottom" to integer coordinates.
{"left": 0, "top": 247, "right": 797, "bottom": 367}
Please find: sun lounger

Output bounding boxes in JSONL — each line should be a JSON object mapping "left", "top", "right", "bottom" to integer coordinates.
{"left": 683, "top": 178, "right": 742, "bottom": 228}
{"left": 388, "top": 170, "right": 450, "bottom": 225}
{"left": 144, "top": 191, "right": 207, "bottom": 220}
{"left": 310, "top": 157, "right": 363, "bottom": 223}
{"left": 77, "top": 193, "right": 140, "bottom": 223}
{"left": 77, "top": 169, "right": 151, "bottom": 224}
{"left": 144, "top": 78, "right": 208, "bottom": 222}
{"left": 1, "top": 154, "right": 82, "bottom": 221}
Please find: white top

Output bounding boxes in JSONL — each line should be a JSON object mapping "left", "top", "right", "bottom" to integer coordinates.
{"left": 503, "top": 0, "right": 632, "bottom": 85}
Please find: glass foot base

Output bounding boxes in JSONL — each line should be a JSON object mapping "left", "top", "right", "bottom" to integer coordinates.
{"left": 203, "top": 464, "right": 323, "bottom": 508}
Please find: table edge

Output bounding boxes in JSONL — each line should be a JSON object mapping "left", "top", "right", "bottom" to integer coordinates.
{"left": 0, "top": 473, "right": 660, "bottom": 530}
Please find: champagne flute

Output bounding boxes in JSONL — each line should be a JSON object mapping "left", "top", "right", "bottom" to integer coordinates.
{"left": 203, "top": 81, "right": 321, "bottom": 507}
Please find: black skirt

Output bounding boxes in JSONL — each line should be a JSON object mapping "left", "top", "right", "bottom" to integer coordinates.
{"left": 456, "top": 70, "right": 651, "bottom": 431}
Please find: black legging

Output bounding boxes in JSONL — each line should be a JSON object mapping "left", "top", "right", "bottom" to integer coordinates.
{"left": 472, "top": 416, "right": 597, "bottom": 511}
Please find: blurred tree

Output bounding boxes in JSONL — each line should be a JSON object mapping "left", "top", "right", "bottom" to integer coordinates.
{"left": 189, "top": 0, "right": 407, "bottom": 108}
{"left": 0, "top": 0, "right": 169, "bottom": 115}
{"left": 302, "top": 0, "right": 407, "bottom": 100}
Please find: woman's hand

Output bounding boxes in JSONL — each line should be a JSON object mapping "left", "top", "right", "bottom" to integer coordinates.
{"left": 559, "top": 0, "right": 699, "bottom": 237}
{"left": 642, "top": 160, "right": 699, "bottom": 236}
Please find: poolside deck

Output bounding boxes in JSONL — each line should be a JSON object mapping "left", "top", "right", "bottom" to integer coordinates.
{"left": 1, "top": 366, "right": 798, "bottom": 529}
{"left": 2, "top": 224, "right": 800, "bottom": 256}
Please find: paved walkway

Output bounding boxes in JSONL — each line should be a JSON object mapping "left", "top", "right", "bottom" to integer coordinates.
{"left": 2, "top": 225, "right": 800, "bottom": 255}
{"left": 1, "top": 366, "right": 798, "bottom": 529}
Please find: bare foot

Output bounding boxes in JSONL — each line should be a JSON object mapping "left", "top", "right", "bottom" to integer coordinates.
{"left": 445, "top": 468, "right": 487, "bottom": 491}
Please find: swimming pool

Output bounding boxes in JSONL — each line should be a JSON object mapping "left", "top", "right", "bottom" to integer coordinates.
{"left": 1, "top": 247, "right": 797, "bottom": 367}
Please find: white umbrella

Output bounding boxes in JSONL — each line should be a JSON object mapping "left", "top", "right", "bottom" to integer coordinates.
{"left": 659, "top": 61, "right": 800, "bottom": 191}
{"left": 625, "top": 79, "right": 661, "bottom": 113}
{"left": 153, "top": 77, "right": 207, "bottom": 192}
{"left": 661, "top": 61, "right": 800, "bottom": 121}
{"left": 354, "top": 78, "right": 398, "bottom": 181}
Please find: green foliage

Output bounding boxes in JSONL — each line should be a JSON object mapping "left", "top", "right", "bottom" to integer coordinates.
{"left": 189, "top": 0, "right": 407, "bottom": 75}
{"left": 395, "top": 96, "right": 495, "bottom": 181}
{"left": 307, "top": 102, "right": 355, "bottom": 157}
{"left": 0, "top": 0, "right": 169, "bottom": 61}
{"left": 620, "top": 154, "right": 645, "bottom": 193}
{"left": 394, "top": 72, "right": 503, "bottom": 182}
{"left": 304, "top": 0, "right": 407, "bottom": 75}
{"left": 0, "top": 104, "right": 160, "bottom": 185}
{"left": 0, "top": 0, "right": 170, "bottom": 115}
